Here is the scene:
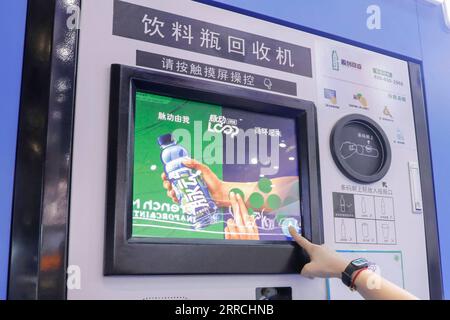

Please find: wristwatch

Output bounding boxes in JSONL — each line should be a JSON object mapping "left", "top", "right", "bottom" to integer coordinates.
{"left": 342, "top": 258, "right": 369, "bottom": 288}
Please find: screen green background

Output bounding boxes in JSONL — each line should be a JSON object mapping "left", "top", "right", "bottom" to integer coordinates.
{"left": 133, "top": 91, "right": 225, "bottom": 239}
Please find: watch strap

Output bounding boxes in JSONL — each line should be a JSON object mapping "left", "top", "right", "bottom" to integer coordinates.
{"left": 342, "top": 258, "right": 369, "bottom": 288}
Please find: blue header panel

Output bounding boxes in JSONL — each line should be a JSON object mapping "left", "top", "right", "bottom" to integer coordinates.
{"left": 0, "top": 0, "right": 27, "bottom": 299}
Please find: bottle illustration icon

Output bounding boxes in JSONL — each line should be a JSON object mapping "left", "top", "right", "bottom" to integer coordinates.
{"left": 158, "top": 134, "right": 218, "bottom": 229}
{"left": 382, "top": 223, "right": 390, "bottom": 241}
{"left": 381, "top": 198, "right": 386, "bottom": 215}
{"left": 361, "top": 197, "right": 367, "bottom": 214}
{"left": 362, "top": 223, "right": 369, "bottom": 238}
{"left": 340, "top": 219, "right": 347, "bottom": 240}
{"left": 332, "top": 50, "right": 340, "bottom": 71}
{"left": 340, "top": 195, "right": 346, "bottom": 213}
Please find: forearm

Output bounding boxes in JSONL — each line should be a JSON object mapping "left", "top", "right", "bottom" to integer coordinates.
{"left": 289, "top": 227, "right": 419, "bottom": 301}
{"left": 354, "top": 269, "right": 418, "bottom": 300}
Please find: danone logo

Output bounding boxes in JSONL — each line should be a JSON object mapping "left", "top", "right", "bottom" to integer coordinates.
{"left": 341, "top": 58, "right": 362, "bottom": 70}
{"left": 331, "top": 50, "right": 362, "bottom": 71}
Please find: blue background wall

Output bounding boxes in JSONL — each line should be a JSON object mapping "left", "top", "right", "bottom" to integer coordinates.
{"left": 209, "top": 0, "right": 423, "bottom": 59}
{"left": 417, "top": 1, "right": 450, "bottom": 300}
{"left": 0, "top": 0, "right": 27, "bottom": 299}
{"left": 206, "top": 0, "right": 450, "bottom": 299}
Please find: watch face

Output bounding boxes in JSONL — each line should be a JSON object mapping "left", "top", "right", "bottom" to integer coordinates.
{"left": 352, "top": 258, "right": 368, "bottom": 267}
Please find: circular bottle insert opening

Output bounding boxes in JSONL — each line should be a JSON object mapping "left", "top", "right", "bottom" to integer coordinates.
{"left": 330, "top": 114, "right": 391, "bottom": 184}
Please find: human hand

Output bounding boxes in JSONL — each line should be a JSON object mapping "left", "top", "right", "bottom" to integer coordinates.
{"left": 225, "top": 192, "right": 259, "bottom": 240}
{"left": 161, "top": 159, "right": 229, "bottom": 206}
{"left": 289, "top": 226, "right": 349, "bottom": 279}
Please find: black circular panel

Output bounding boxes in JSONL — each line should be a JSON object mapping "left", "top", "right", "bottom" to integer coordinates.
{"left": 330, "top": 114, "right": 391, "bottom": 184}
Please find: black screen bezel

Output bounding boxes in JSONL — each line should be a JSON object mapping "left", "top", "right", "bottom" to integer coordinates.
{"left": 104, "top": 64, "right": 323, "bottom": 275}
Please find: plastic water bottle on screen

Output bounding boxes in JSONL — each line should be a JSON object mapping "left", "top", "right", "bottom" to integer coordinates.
{"left": 158, "top": 133, "right": 218, "bottom": 229}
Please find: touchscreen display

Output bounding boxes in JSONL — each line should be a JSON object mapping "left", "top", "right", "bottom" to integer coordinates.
{"left": 132, "top": 91, "right": 301, "bottom": 241}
